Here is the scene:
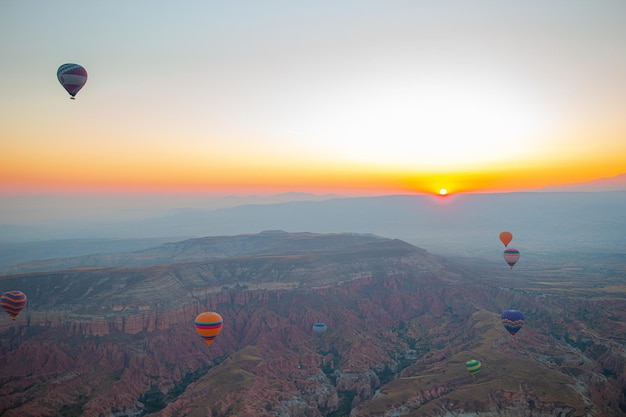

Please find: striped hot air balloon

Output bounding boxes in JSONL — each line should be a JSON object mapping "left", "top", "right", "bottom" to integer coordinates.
{"left": 503, "top": 248, "right": 520, "bottom": 269}
{"left": 194, "top": 312, "right": 223, "bottom": 347}
{"left": 1, "top": 290, "right": 27, "bottom": 320}
{"left": 465, "top": 359, "right": 481, "bottom": 375}
{"left": 501, "top": 309, "right": 525, "bottom": 336}
{"left": 57, "top": 63, "right": 88, "bottom": 99}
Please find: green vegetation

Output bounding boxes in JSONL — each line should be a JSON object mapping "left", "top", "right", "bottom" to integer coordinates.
{"left": 58, "top": 394, "right": 88, "bottom": 417}
{"left": 326, "top": 390, "right": 356, "bottom": 417}
{"left": 138, "top": 385, "right": 166, "bottom": 414}
{"left": 166, "top": 366, "right": 212, "bottom": 401}
{"left": 139, "top": 365, "right": 214, "bottom": 413}
{"left": 319, "top": 347, "right": 341, "bottom": 385}
{"left": 375, "top": 363, "right": 395, "bottom": 385}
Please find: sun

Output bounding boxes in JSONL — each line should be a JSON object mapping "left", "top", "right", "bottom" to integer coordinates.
{"left": 439, "top": 188, "right": 448, "bottom": 196}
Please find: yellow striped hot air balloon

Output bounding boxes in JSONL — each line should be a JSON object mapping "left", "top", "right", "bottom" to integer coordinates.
{"left": 465, "top": 359, "right": 481, "bottom": 375}
{"left": 194, "top": 312, "right": 223, "bottom": 347}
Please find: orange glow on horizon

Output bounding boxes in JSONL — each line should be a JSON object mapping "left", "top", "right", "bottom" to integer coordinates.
{"left": 1, "top": 133, "right": 625, "bottom": 196}
{"left": 2, "top": 161, "right": 624, "bottom": 197}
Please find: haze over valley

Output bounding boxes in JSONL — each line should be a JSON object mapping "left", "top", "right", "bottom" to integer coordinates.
{"left": 2, "top": 190, "right": 625, "bottom": 270}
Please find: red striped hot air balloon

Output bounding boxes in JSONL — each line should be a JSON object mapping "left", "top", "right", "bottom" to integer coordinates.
{"left": 503, "top": 248, "right": 520, "bottom": 269}
{"left": 194, "top": 312, "right": 223, "bottom": 347}
{"left": 1, "top": 290, "right": 27, "bottom": 320}
{"left": 57, "top": 63, "right": 88, "bottom": 99}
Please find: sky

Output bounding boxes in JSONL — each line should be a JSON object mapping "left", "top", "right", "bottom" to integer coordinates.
{"left": 1, "top": 1, "right": 626, "bottom": 222}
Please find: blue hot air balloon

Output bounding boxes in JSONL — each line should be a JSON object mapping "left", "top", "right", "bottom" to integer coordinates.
{"left": 312, "top": 322, "right": 327, "bottom": 336}
{"left": 501, "top": 309, "right": 525, "bottom": 336}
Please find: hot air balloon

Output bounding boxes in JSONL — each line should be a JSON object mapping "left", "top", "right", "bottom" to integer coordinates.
{"left": 1, "top": 290, "right": 27, "bottom": 320}
{"left": 312, "top": 322, "right": 327, "bottom": 336}
{"left": 501, "top": 309, "right": 525, "bottom": 336}
{"left": 57, "top": 63, "right": 88, "bottom": 99}
{"left": 465, "top": 359, "right": 481, "bottom": 375}
{"left": 499, "top": 231, "right": 513, "bottom": 247}
{"left": 503, "top": 248, "right": 520, "bottom": 269}
{"left": 194, "top": 312, "right": 223, "bottom": 347}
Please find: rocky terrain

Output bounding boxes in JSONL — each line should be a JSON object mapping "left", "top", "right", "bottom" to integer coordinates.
{"left": 0, "top": 232, "right": 624, "bottom": 416}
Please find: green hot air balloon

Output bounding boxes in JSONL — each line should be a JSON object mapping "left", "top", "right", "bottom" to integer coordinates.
{"left": 465, "top": 359, "right": 481, "bottom": 375}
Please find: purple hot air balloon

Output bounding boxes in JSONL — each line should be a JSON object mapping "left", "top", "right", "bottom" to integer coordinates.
{"left": 501, "top": 309, "right": 525, "bottom": 336}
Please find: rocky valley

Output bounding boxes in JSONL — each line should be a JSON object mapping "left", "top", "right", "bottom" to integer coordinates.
{"left": 0, "top": 232, "right": 625, "bottom": 416}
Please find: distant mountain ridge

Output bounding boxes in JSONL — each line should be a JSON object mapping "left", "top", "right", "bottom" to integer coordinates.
{"left": 2, "top": 191, "right": 625, "bottom": 266}
{"left": 536, "top": 173, "right": 626, "bottom": 192}
{"left": 1, "top": 175, "right": 624, "bottom": 245}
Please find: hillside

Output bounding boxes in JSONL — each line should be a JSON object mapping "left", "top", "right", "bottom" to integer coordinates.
{"left": 0, "top": 232, "right": 624, "bottom": 416}
{"left": 1, "top": 231, "right": 388, "bottom": 274}
{"left": 0, "top": 237, "right": 183, "bottom": 272}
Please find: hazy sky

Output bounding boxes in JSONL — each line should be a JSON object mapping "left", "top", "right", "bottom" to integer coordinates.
{"left": 1, "top": 1, "right": 626, "bottom": 203}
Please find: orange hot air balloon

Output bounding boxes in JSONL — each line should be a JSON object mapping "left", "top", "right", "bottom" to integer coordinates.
{"left": 194, "top": 312, "right": 223, "bottom": 347}
{"left": 499, "top": 231, "right": 513, "bottom": 247}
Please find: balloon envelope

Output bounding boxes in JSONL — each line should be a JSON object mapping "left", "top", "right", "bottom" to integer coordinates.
{"left": 312, "top": 322, "right": 327, "bottom": 336}
{"left": 501, "top": 309, "right": 525, "bottom": 336}
{"left": 499, "top": 231, "right": 513, "bottom": 247}
{"left": 465, "top": 359, "right": 481, "bottom": 375}
{"left": 503, "top": 248, "right": 520, "bottom": 269}
{"left": 1, "top": 290, "right": 27, "bottom": 320}
{"left": 57, "top": 63, "right": 88, "bottom": 98}
{"left": 194, "top": 312, "right": 223, "bottom": 347}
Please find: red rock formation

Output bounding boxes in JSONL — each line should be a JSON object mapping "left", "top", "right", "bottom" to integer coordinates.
{"left": 0, "top": 233, "right": 624, "bottom": 416}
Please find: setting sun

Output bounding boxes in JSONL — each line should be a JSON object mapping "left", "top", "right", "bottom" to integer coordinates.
{"left": 439, "top": 188, "right": 448, "bottom": 196}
